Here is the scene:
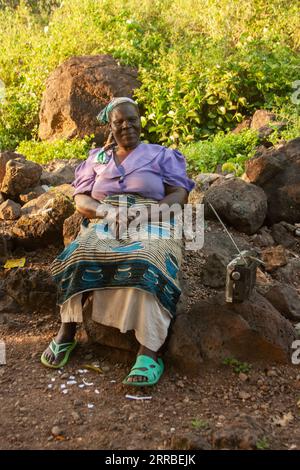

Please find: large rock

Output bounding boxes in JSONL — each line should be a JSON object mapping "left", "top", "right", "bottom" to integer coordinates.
{"left": 203, "top": 177, "right": 267, "bottom": 235}
{"left": 274, "top": 258, "right": 300, "bottom": 287}
{"left": 0, "top": 234, "right": 15, "bottom": 259}
{"left": 250, "top": 226, "right": 274, "bottom": 248}
{"left": 196, "top": 227, "right": 251, "bottom": 288}
{"left": 270, "top": 222, "right": 297, "bottom": 248}
{"left": 232, "top": 110, "right": 286, "bottom": 140}
{"left": 83, "top": 297, "right": 139, "bottom": 353}
{"left": 245, "top": 138, "right": 300, "bottom": 224}
{"left": 0, "top": 151, "right": 21, "bottom": 187}
{"left": 83, "top": 289, "right": 295, "bottom": 372}
{"left": 261, "top": 245, "right": 288, "bottom": 272}
{"left": 166, "top": 290, "right": 296, "bottom": 372}
{"left": 12, "top": 192, "right": 75, "bottom": 248}
{"left": 38, "top": 55, "right": 140, "bottom": 144}
{"left": 0, "top": 199, "right": 21, "bottom": 220}
{"left": 3, "top": 268, "right": 57, "bottom": 312}
{"left": 21, "top": 184, "right": 74, "bottom": 216}
{"left": 1, "top": 157, "right": 42, "bottom": 198}
{"left": 264, "top": 284, "right": 300, "bottom": 321}
{"left": 41, "top": 159, "right": 79, "bottom": 186}
{"left": 63, "top": 211, "right": 83, "bottom": 246}
{"left": 19, "top": 186, "right": 47, "bottom": 204}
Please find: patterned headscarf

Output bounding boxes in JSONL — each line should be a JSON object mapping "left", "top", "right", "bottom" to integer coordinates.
{"left": 97, "top": 97, "right": 138, "bottom": 124}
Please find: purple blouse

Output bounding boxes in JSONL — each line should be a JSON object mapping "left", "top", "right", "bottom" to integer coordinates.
{"left": 72, "top": 143, "right": 195, "bottom": 201}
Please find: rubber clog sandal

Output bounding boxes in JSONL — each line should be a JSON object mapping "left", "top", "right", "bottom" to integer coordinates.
{"left": 122, "top": 354, "right": 164, "bottom": 387}
{"left": 41, "top": 339, "right": 77, "bottom": 369}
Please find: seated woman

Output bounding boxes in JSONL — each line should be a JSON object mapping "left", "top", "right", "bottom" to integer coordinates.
{"left": 41, "top": 97, "right": 195, "bottom": 386}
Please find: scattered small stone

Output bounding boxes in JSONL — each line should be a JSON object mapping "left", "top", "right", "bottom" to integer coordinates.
{"left": 239, "top": 391, "right": 251, "bottom": 400}
{"left": 102, "top": 365, "right": 110, "bottom": 372}
{"left": 73, "top": 399, "right": 83, "bottom": 407}
{"left": 71, "top": 411, "right": 81, "bottom": 423}
{"left": 266, "top": 369, "right": 277, "bottom": 377}
{"left": 239, "top": 373, "right": 248, "bottom": 382}
{"left": 176, "top": 380, "right": 185, "bottom": 388}
{"left": 51, "top": 426, "right": 63, "bottom": 437}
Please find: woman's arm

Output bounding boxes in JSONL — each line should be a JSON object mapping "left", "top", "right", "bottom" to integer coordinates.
{"left": 160, "top": 184, "right": 189, "bottom": 207}
{"left": 74, "top": 194, "right": 104, "bottom": 219}
{"left": 128, "top": 185, "right": 188, "bottom": 225}
{"left": 149, "top": 184, "right": 188, "bottom": 222}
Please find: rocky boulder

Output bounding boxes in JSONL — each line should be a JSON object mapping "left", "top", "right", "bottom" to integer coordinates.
{"left": 0, "top": 151, "right": 22, "bottom": 187}
{"left": 245, "top": 137, "right": 300, "bottom": 224}
{"left": 199, "top": 228, "right": 251, "bottom": 288}
{"left": 12, "top": 192, "right": 75, "bottom": 248}
{"left": 261, "top": 245, "right": 288, "bottom": 272}
{"left": 3, "top": 268, "right": 57, "bottom": 312}
{"left": 1, "top": 157, "right": 42, "bottom": 198}
{"left": 19, "top": 186, "right": 47, "bottom": 204}
{"left": 203, "top": 177, "right": 268, "bottom": 235}
{"left": 167, "top": 290, "right": 296, "bottom": 372}
{"left": 63, "top": 211, "right": 83, "bottom": 246}
{"left": 83, "top": 297, "right": 138, "bottom": 353}
{"left": 38, "top": 55, "right": 140, "bottom": 145}
{"left": 232, "top": 109, "right": 286, "bottom": 140}
{"left": 264, "top": 284, "right": 300, "bottom": 321}
{"left": 0, "top": 199, "right": 21, "bottom": 220}
{"left": 83, "top": 288, "right": 296, "bottom": 372}
{"left": 270, "top": 222, "right": 297, "bottom": 249}
{"left": 21, "top": 184, "right": 74, "bottom": 216}
{"left": 41, "top": 159, "right": 79, "bottom": 186}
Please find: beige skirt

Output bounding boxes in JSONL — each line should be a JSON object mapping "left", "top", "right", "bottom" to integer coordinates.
{"left": 60, "top": 287, "right": 171, "bottom": 352}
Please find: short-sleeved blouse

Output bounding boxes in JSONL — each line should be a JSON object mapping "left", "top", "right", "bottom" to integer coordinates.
{"left": 72, "top": 142, "right": 195, "bottom": 201}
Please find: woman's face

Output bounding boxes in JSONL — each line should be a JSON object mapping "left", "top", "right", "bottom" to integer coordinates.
{"left": 109, "top": 103, "right": 141, "bottom": 150}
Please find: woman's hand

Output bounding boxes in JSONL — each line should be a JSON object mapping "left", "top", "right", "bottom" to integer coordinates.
{"left": 74, "top": 194, "right": 104, "bottom": 219}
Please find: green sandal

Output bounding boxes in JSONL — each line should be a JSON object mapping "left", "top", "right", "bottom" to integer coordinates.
{"left": 41, "top": 339, "right": 77, "bottom": 369}
{"left": 122, "top": 354, "right": 164, "bottom": 386}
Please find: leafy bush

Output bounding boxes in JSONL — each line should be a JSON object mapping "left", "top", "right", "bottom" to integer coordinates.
{"left": 17, "top": 136, "right": 93, "bottom": 164}
{"left": 137, "top": 37, "right": 300, "bottom": 146}
{"left": 222, "top": 357, "right": 252, "bottom": 374}
{"left": 0, "top": 0, "right": 299, "bottom": 152}
{"left": 181, "top": 129, "right": 260, "bottom": 176}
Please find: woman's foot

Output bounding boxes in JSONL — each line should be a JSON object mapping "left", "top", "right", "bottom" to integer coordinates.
{"left": 126, "top": 346, "right": 159, "bottom": 384}
{"left": 42, "top": 322, "right": 77, "bottom": 366}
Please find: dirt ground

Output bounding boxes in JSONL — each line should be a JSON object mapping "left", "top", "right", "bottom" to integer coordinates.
{"left": 1, "top": 221, "right": 300, "bottom": 450}
{"left": 1, "top": 309, "right": 300, "bottom": 450}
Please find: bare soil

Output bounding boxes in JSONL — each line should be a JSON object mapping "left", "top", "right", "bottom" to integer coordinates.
{"left": 1, "top": 222, "right": 300, "bottom": 450}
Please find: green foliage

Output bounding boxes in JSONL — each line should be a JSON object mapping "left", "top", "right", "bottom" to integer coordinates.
{"left": 256, "top": 437, "right": 270, "bottom": 450}
{"left": 16, "top": 136, "right": 93, "bottom": 164}
{"left": 222, "top": 357, "right": 252, "bottom": 374}
{"left": 137, "top": 39, "right": 300, "bottom": 146}
{"left": 191, "top": 419, "right": 209, "bottom": 430}
{"left": 181, "top": 129, "right": 259, "bottom": 175}
{"left": 0, "top": 0, "right": 299, "bottom": 154}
